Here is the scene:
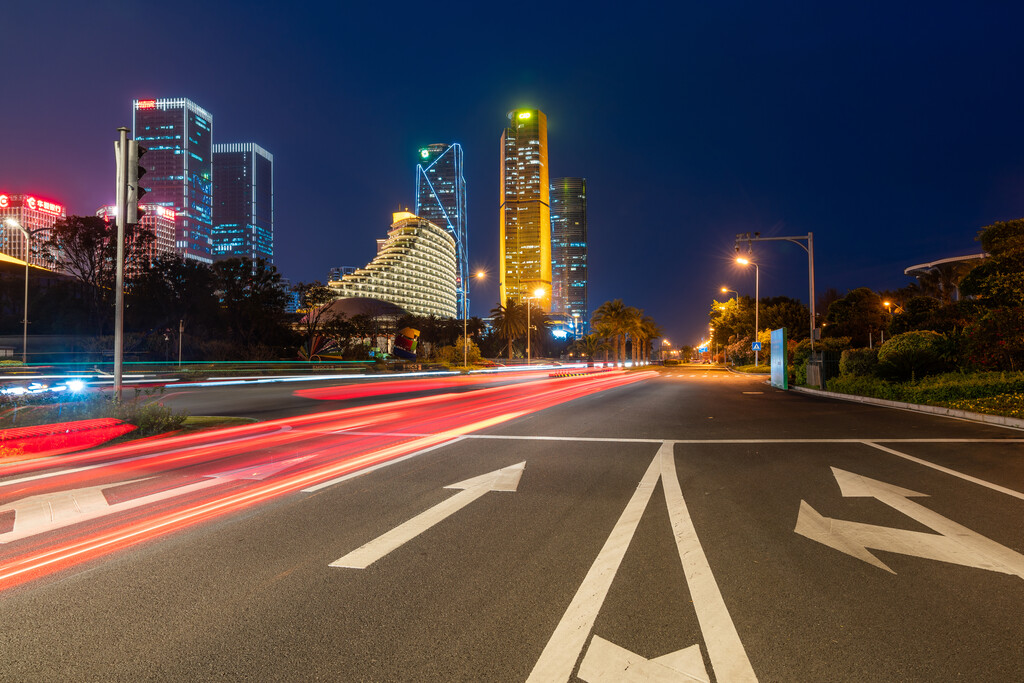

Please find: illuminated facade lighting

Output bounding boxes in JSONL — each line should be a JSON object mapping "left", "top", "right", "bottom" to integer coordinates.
{"left": 212, "top": 143, "right": 274, "bottom": 264}
{"left": 328, "top": 212, "right": 458, "bottom": 318}
{"left": 95, "top": 203, "right": 176, "bottom": 263}
{"left": 415, "top": 143, "right": 468, "bottom": 316}
{"left": 0, "top": 193, "right": 66, "bottom": 267}
{"left": 550, "top": 177, "right": 588, "bottom": 329}
{"left": 500, "top": 108, "right": 551, "bottom": 311}
{"left": 132, "top": 97, "right": 214, "bottom": 264}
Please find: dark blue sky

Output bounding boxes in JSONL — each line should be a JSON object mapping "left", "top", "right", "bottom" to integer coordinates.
{"left": 4, "top": 1, "right": 1023, "bottom": 347}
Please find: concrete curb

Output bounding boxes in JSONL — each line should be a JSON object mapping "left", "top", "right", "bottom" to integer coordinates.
{"left": 790, "top": 385, "right": 1024, "bottom": 431}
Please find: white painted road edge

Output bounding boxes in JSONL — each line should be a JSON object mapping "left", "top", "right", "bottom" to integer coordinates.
{"left": 862, "top": 442, "right": 1024, "bottom": 501}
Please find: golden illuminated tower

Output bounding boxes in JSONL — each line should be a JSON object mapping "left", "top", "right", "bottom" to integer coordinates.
{"left": 500, "top": 108, "right": 551, "bottom": 311}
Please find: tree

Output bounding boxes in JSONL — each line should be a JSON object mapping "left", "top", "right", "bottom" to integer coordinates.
{"left": 212, "top": 258, "right": 291, "bottom": 349}
{"left": 490, "top": 299, "right": 527, "bottom": 359}
{"left": 592, "top": 299, "right": 637, "bottom": 365}
{"left": 128, "top": 254, "right": 220, "bottom": 337}
{"left": 42, "top": 215, "right": 155, "bottom": 333}
{"left": 823, "top": 288, "right": 889, "bottom": 347}
{"left": 959, "top": 219, "right": 1024, "bottom": 305}
{"left": 294, "top": 281, "right": 338, "bottom": 358}
{"left": 570, "top": 333, "right": 609, "bottom": 364}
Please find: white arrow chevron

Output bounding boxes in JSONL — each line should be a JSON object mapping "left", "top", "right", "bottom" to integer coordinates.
{"left": 579, "top": 636, "right": 709, "bottom": 682}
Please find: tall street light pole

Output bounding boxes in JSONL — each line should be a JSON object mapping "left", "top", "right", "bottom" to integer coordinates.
{"left": 3, "top": 218, "right": 47, "bottom": 364}
{"left": 464, "top": 270, "right": 485, "bottom": 368}
{"left": 736, "top": 257, "right": 759, "bottom": 366}
{"left": 735, "top": 231, "right": 816, "bottom": 349}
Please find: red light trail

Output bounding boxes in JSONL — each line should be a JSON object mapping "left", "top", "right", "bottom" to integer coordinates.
{"left": 0, "top": 371, "right": 653, "bottom": 591}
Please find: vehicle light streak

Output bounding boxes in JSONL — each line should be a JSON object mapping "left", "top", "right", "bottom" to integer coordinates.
{"left": 0, "top": 371, "right": 654, "bottom": 591}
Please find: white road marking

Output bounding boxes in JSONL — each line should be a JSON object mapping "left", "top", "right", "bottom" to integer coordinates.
{"left": 578, "top": 636, "right": 709, "bottom": 682}
{"left": 527, "top": 451, "right": 662, "bottom": 682}
{"left": 302, "top": 437, "right": 464, "bottom": 492}
{"left": 795, "top": 468, "right": 1024, "bottom": 578}
{"left": 661, "top": 444, "right": 758, "bottom": 682}
{"left": 862, "top": 441, "right": 1024, "bottom": 500}
{"left": 329, "top": 461, "right": 525, "bottom": 569}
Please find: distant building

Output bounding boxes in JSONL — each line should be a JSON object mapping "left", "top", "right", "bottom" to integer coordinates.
{"left": 132, "top": 97, "right": 214, "bottom": 264}
{"left": 415, "top": 143, "right": 468, "bottom": 315}
{"left": 550, "top": 177, "right": 588, "bottom": 332}
{"left": 96, "top": 204, "right": 177, "bottom": 262}
{"left": 328, "top": 212, "right": 457, "bottom": 318}
{"left": 327, "top": 266, "right": 357, "bottom": 283}
{"left": 212, "top": 143, "right": 274, "bottom": 263}
{"left": 500, "top": 108, "right": 551, "bottom": 311}
{"left": 0, "top": 192, "right": 66, "bottom": 267}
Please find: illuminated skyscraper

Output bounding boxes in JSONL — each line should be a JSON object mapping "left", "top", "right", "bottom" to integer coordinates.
{"left": 132, "top": 98, "right": 214, "bottom": 264}
{"left": 415, "top": 143, "right": 467, "bottom": 316}
{"left": 500, "top": 108, "right": 551, "bottom": 311}
{"left": 0, "top": 192, "right": 65, "bottom": 267}
{"left": 212, "top": 143, "right": 274, "bottom": 263}
{"left": 550, "top": 177, "right": 588, "bottom": 332}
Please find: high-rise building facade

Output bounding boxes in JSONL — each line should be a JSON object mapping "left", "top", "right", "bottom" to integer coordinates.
{"left": 500, "top": 108, "right": 551, "bottom": 311}
{"left": 415, "top": 143, "right": 467, "bottom": 316}
{"left": 212, "top": 143, "right": 274, "bottom": 263}
{"left": 0, "top": 192, "right": 65, "bottom": 267}
{"left": 550, "top": 177, "right": 588, "bottom": 333}
{"left": 132, "top": 98, "right": 214, "bottom": 264}
{"left": 328, "top": 212, "right": 457, "bottom": 318}
{"left": 96, "top": 204, "right": 177, "bottom": 262}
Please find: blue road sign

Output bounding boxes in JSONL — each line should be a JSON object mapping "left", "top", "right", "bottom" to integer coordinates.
{"left": 752, "top": 342, "right": 762, "bottom": 351}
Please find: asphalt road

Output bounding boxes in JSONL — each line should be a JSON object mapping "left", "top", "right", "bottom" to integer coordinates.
{"left": 1, "top": 367, "right": 1021, "bottom": 682}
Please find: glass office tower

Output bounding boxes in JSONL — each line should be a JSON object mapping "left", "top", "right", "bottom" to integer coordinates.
{"left": 550, "top": 177, "right": 588, "bottom": 333}
{"left": 499, "top": 108, "right": 551, "bottom": 311}
{"left": 212, "top": 143, "right": 274, "bottom": 263}
{"left": 132, "top": 98, "right": 214, "bottom": 264}
{"left": 415, "top": 143, "right": 467, "bottom": 317}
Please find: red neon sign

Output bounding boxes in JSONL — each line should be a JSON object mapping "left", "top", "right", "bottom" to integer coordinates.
{"left": 0, "top": 195, "right": 8, "bottom": 209}
{"left": 25, "top": 196, "right": 63, "bottom": 216}
{"left": 136, "top": 99, "right": 157, "bottom": 109}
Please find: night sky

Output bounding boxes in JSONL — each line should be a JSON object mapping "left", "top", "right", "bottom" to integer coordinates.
{"left": 4, "top": 1, "right": 1024, "bottom": 348}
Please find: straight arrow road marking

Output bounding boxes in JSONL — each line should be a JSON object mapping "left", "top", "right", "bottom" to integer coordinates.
{"left": 329, "top": 461, "right": 526, "bottom": 570}
{"left": 796, "top": 467, "right": 1024, "bottom": 578}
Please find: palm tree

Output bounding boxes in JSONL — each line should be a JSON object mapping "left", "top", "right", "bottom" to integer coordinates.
{"left": 592, "top": 299, "right": 629, "bottom": 365}
{"left": 570, "top": 333, "right": 609, "bottom": 366}
{"left": 490, "top": 299, "right": 527, "bottom": 359}
{"left": 631, "top": 314, "right": 662, "bottom": 364}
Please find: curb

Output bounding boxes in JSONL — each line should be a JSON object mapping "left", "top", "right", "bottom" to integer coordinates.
{"left": 790, "top": 386, "right": 1024, "bottom": 431}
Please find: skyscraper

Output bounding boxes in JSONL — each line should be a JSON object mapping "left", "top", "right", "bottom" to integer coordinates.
{"left": 500, "top": 108, "right": 551, "bottom": 311}
{"left": 132, "top": 98, "right": 214, "bottom": 264}
{"left": 0, "top": 192, "right": 65, "bottom": 267}
{"left": 550, "top": 177, "right": 588, "bottom": 333}
{"left": 415, "top": 143, "right": 467, "bottom": 317}
{"left": 212, "top": 143, "right": 274, "bottom": 263}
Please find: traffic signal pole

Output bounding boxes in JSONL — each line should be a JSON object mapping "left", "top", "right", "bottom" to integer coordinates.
{"left": 113, "top": 127, "right": 129, "bottom": 401}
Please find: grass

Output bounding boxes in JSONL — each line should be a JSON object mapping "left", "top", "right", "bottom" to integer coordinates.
{"left": 732, "top": 364, "right": 771, "bottom": 374}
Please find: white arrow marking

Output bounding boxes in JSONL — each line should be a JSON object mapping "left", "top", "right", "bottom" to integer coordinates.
{"left": 0, "top": 456, "right": 309, "bottom": 544}
{"left": 578, "top": 636, "right": 709, "bottom": 682}
{"left": 796, "top": 468, "right": 1024, "bottom": 578}
{"left": 329, "top": 461, "right": 526, "bottom": 569}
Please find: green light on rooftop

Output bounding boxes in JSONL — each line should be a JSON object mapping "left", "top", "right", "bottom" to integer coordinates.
{"left": 420, "top": 148, "right": 430, "bottom": 159}
{"left": 518, "top": 112, "right": 531, "bottom": 119}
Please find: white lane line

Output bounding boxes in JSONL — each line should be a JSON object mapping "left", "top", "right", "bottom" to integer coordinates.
{"left": 862, "top": 441, "right": 1024, "bottom": 501}
{"left": 302, "top": 437, "right": 465, "bottom": 493}
{"left": 661, "top": 442, "right": 758, "bottom": 682}
{"left": 526, "top": 449, "right": 662, "bottom": 682}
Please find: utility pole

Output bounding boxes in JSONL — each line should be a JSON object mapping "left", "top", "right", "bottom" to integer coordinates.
{"left": 113, "top": 127, "right": 129, "bottom": 401}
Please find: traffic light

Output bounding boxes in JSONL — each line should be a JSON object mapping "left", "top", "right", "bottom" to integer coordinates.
{"left": 126, "top": 140, "right": 147, "bottom": 223}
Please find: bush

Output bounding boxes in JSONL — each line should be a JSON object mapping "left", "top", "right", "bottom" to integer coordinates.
{"left": 876, "top": 330, "right": 949, "bottom": 380}
{"left": 840, "top": 348, "right": 879, "bottom": 377}
{"left": 827, "top": 370, "right": 1024, "bottom": 405}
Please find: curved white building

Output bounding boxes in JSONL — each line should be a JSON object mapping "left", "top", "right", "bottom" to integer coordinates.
{"left": 328, "top": 212, "right": 457, "bottom": 318}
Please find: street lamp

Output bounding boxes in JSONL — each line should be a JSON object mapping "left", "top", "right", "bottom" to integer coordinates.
{"left": 3, "top": 218, "right": 47, "bottom": 364}
{"left": 736, "top": 256, "right": 760, "bottom": 366}
{"left": 463, "top": 270, "right": 486, "bottom": 368}
{"left": 526, "top": 287, "right": 544, "bottom": 365}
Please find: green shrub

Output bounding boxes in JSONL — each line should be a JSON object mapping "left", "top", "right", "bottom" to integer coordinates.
{"left": 827, "top": 370, "right": 1024, "bottom": 407}
{"left": 840, "top": 348, "right": 879, "bottom": 377}
{"left": 876, "top": 330, "right": 949, "bottom": 380}
{"left": 733, "top": 364, "right": 770, "bottom": 374}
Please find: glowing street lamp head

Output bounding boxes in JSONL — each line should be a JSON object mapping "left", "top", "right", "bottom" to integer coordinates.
{"left": 475, "top": 270, "right": 486, "bottom": 279}
{"left": 736, "top": 256, "right": 750, "bottom": 266}
{"left": 533, "top": 287, "right": 544, "bottom": 298}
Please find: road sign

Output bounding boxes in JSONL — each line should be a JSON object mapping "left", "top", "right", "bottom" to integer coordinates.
{"left": 795, "top": 467, "right": 1024, "bottom": 577}
{"left": 751, "top": 342, "right": 761, "bottom": 351}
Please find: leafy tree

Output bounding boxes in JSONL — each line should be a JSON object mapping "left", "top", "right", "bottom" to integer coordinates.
{"left": 42, "top": 215, "right": 155, "bottom": 333}
{"left": 569, "top": 333, "right": 609, "bottom": 364}
{"left": 294, "top": 281, "right": 337, "bottom": 358}
{"left": 759, "top": 297, "right": 810, "bottom": 341}
{"left": 212, "top": 258, "right": 291, "bottom": 349}
{"left": 823, "top": 288, "right": 889, "bottom": 347}
{"left": 128, "top": 254, "right": 220, "bottom": 338}
{"left": 959, "top": 219, "right": 1024, "bottom": 305}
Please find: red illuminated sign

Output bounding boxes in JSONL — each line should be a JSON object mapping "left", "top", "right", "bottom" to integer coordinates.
{"left": 0, "top": 195, "right": 8, "bottom": 209}
{"left": 25, "top": 196, "right": 63, "bottom": 216}
{"left": 137, "top": 100, "right": 157, "bottom": 109}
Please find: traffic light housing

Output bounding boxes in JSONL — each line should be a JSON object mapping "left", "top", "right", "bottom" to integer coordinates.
{"left": 127, "top": 141, "right": 147, "bottom": 223}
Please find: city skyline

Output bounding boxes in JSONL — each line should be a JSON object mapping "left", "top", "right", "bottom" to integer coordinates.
{"left": 4, "top": 2, "right": 1024, "bottom": 344}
